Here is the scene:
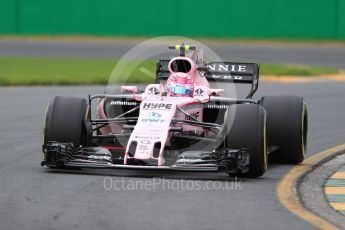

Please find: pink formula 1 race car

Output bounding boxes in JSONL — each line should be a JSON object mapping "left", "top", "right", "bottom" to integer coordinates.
{"left": 41, "top": 44, "right": 308, "bottom": 177}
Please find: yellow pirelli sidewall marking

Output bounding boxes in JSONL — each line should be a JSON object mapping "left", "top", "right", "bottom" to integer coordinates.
{"left": 277, "top": 144, "right": 345, "bottom": 230}
{"left": 85, "top": 105, "right": 90, "bottom": 120}
{"left": 330, "top": 172, "right": 345, "bottom": 179}
{"left": 325, "top": 187, "right": 345, "bottom": 195}
{"left": 301, "top": 101, "right": 307, "bottom": 158}
{"left": 263, "top": 112, "right": 267, "bottom": 170}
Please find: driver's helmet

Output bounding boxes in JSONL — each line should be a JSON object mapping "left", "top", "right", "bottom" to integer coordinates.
{"left": 166, "top": 72, "right": 194, "bottom": 97}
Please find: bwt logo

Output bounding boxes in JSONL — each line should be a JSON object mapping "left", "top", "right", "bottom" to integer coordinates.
{"left": 141, "top": 112, "right": 165, "bottom": 123}
{"left": 142, "top": 103, "right": 173, "bottom": 110}
{"left": 149, "top": 112, "right": 162, "bottom": 119}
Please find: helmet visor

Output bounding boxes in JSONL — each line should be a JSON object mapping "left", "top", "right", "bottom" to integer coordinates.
{"left": 168, "top": 84, "right": 190, "bottom": 95}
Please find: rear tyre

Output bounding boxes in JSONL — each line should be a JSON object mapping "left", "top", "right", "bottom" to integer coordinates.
{"left": 223, "top": 104, "right": 267, "bottom": 178}
{"left": 43, "top": 96, "right": 90, "bottom": 148}
{"left": 260, "top": 96, "right": 308, "bottom": 164}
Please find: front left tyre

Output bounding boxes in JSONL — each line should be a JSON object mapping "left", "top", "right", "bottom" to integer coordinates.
{"left": 260, "top": 95, "right": 308, "bottom": 164}
{"left": 43, "top": 96, "right": 91, "bottom": 148}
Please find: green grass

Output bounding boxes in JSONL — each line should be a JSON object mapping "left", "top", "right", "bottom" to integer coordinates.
{"left": 0, "top": 57, "right": 339, "bottom": 86}
{"left": 260, "top": 63, "right": 338, "bottom": 76}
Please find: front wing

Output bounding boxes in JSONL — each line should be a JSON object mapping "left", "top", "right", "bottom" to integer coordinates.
{"left": 41, "top": 142, "right": 250, "bottom": 175}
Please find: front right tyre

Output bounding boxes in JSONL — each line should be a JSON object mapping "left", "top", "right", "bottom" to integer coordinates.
{"left": 223, "top": 104, "right": 267, "bottom": 178}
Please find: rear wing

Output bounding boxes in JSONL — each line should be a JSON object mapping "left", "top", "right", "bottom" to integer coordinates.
{"left": 155, "top": 60, "right": 260, "bottom": 98}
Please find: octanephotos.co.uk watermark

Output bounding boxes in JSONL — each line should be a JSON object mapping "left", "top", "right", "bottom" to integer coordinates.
{"left": 103, "top": 177, "right": 242, "bottom": 191}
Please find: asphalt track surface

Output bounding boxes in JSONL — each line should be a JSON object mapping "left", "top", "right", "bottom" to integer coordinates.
{"left": 0, "top": 40, "right": 345, "bottom": 69}
{"left": 1, "top": 81, "right": 345, "bottom": 230}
